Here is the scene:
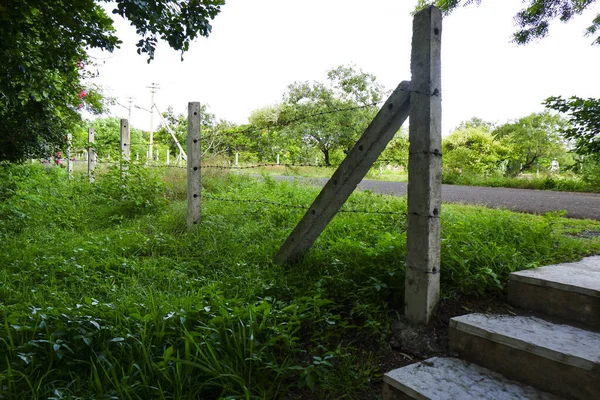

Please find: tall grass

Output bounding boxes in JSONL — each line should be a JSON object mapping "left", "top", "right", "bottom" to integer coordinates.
{"left": 0, "top": 162, "right": 599, "bottom": 398}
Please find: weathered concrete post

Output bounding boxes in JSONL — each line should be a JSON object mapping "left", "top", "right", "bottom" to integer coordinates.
{"left": 235, "top": 152, "right": 239, "bottom": 166}
{"left": 277, "top": 154, "right": 280, "bottom": 165}
{"left": 187, "top": 102, "right": 202, "bottom": 227}
{"left": 405, "top": 6, "right": 442, "bottom": 324}
{"left": 167, "top": 149, "right": 170, "bottom": 165}
{"left": 275, "top": 82, "right": 412, "bottom": 264}
{"left": 88, "top": 128, "right": 95, "bottom": 183}
{"left": 66, "top": 134, "right": 73, "bottom": 178}
{"left": 120, "top": 119, "right": 130, "bottom": 174}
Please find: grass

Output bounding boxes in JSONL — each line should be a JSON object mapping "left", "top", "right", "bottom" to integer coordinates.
{"left": 1, "top": 162, "right": 599, "bottom": 398}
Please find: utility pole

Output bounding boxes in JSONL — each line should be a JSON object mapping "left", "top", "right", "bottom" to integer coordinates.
{"left": 147, "top": 83, "right": 160, "bottom": 160}
{"left": 125, "top": 97, "right": 135, "bottom": 124}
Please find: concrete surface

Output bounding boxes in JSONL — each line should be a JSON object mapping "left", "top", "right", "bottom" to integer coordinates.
{"left": 450, "top": 314, "right": 600, "bottom": 370}
{"left": 383, "top": 357, "right": 560, "bottom": 400}
{"left": 511, "top": 256, "right": 600, "bottom": 298}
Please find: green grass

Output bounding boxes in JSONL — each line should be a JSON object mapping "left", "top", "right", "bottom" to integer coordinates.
{"left": 1, "top": 162, "right": 599, "bottom": 398}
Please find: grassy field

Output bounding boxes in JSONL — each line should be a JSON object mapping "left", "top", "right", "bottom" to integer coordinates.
{"left": 1, "top": 162, "right": 599, "bottom": 399}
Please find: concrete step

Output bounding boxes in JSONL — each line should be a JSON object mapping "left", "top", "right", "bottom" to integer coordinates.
{"left": 508, "top": 256, "right": 600, "bottom": 329}
{"left": 449, "top": 314, "right": 600, "bottom": 400}
{"left": 383, "top": 357, "right": 560, "bottom": 400}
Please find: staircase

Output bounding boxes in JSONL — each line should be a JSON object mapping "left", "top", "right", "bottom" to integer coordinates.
{"left": 383, "top": 256, "right": 600, "bottom": 399}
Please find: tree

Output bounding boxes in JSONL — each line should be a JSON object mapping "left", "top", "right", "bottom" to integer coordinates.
{"left": 492, "top": 112, "right": 570, "bottom": 173}
{"left": 279, "top": 65, "right": 384, "bottom": 166}
{"left": 442, "top": 124, "right": 508, "bottom": 174}
{"left": 0, "top": 0, "right": 224, "bottom": 162}
{"left": 76, "top": 117, "right": 146, "bottom": 159}
{"left": 154, "top": 105, "right": 232, "bottom": 157}
{"left": 544, "top": 96, "right": 600, "bottom": 158}
{"left": 416, "top": 0, "right": 600, "bottom": 45}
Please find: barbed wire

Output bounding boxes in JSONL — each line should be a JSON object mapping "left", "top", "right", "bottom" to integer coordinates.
{"left": 202, "top": 194, "right": 405, "bottom": 215}
{"left": 90, "top": 159, "right": 406, "bottom": 171}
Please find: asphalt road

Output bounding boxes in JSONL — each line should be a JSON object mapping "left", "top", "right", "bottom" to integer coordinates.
{"left": 272, "top": 176, "right": 600, "bottom": 220}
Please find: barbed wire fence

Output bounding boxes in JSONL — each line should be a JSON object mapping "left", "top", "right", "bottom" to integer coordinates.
{"left": 42, "top": 97, "right": 409, "bottom": 222}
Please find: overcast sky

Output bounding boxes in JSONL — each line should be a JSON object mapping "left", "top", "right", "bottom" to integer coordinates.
{"left": 89, "top": 0, "right": 600, "bottom": 136}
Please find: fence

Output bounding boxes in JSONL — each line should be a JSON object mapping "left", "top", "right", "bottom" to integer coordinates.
{"left": 41, "top": 6, "right": 442, "bottom": 325}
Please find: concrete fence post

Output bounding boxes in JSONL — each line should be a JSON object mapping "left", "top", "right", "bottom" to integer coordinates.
{"left": 88, "top": 128, "right": 96, "bottom": 183}
{"left": 277, "top": 154, "right": 280, "bottom": 165}
{"left": 120, "top": 119, "right": 130, "bottom": 175}
{"left": 405, "top": 6, "right": 443, "bottom": 325}
{"left": 187, "top": 102, "right": 202, "bottom": 227}
{"left": 167, "top": 149, "right": 170, "bottom": 165}
{"left": 66, "top": 134, "right": 73, "bottom": 178}
{"left": 235, "top": 152, "right": 239, "bottom": 166}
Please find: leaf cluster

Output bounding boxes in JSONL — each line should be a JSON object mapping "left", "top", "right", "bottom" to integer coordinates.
{"left": 416, "top": 0, "right": 600, "bottom": 45}
{"left": 545, "top": 95, "right": 600, "bottom": 157}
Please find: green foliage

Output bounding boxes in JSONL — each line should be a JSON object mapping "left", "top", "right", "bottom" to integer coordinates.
{"left": 380, "top": 130, "right": 410, "bottom": 169}
{"left": 492, "top": 112, "right": 571, "bottom": 173}
{"left": 416, "top": 0, "right": 600, "bottom": 45}
{"left": 76, "top": 117, "right": 147, "bottom": 159}
{"left": 154, "top": 105, "right": 235, "bottom": 159}
{"left": 442, "top": 170, "right": 594, "bottom": 192}
{"left": 1, "top": 164, "right": 599, "bottom": 397}
{"left": 0, "top": 0, "right": 223, "bottom": 162}
{"left": 545, "top": 95, "right": 600, "bottom": 157}
{"left": 280, "top": 64, "right": 385, "bottom": 166}
{"left": 443, "top": 125, "right": 508, "bottom": 174}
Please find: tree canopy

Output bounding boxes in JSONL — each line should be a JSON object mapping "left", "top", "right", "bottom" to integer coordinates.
{"left": 545, "top": 96, "right": 600, "bottom": 158}
{"left": 492, "top": 112, "right": 570, "bottom": 173}
{"left": 416, "top": 0, "right": 600, "bottom": 45}
{"left": 279, "top": 65, "right": 384, "bottom": 166}
{"left": 0, "top": 0, "right": 224, "bottom": 162}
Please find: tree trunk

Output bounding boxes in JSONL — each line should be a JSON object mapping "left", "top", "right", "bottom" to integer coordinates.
{"left": 322, "top": 148, "right": 330, "bottom": 166}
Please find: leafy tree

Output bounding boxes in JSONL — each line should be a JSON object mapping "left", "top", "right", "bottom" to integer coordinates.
{"left": 279, "top": 65, "right": 384, "bottom": 166}
{"left": 77, "top": 117, "right": 146, "bottom": 159}
{"left": 380, "top": 130, "right": 410, "bottom": 169}
{"left": 443, "top": 125, "right": 508, "bottom": 174}
{"left": 416, "top": 0, "right": 600, "bottom": 45}
{"left": 454, "top": 116, "right": 496, "bottom": 132}
{"left": 0, "top": 0, "right": 224, "bottom": 162}
{"left": 544, "top": 96, "right": 600, "bottom": 157}
{"left": 154, "top": 105, "right": 232, "bottom": 157}
{"left": 492, "top": 112, "right": 570, "bottom": 173}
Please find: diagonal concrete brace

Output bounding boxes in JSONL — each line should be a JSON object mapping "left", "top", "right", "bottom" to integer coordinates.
{"left": 274, "top": 81, "right": 412, "bottom": 265}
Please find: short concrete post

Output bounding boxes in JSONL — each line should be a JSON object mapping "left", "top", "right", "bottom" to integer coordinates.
{"left": 66, "top": 134, "right": 73, "bottom": 178}
{"left": 277, "top": 154, "right": 280, "bottom": 165}
{"left": 235, "top": 152, "right": 239, "bottom": 166}
{"left": 136, "top": 153, "right": 139, "bottom": 161}
{"left": 167, "top": 149, "right": 170, "bottom": 165}
{"left": 88, "top": 128, "right": 95, "bottom": 183}
{"left": 155, "top": 149, "right": 159, "bottom": 161}
{"left": 187, "top": 102, "right": 202, "bottom": 227}
{"left": 405, "top": 6, "right": 443, "bottom": 325}
{"left": 120, "top": 119, "right": 130, "bottom": 174}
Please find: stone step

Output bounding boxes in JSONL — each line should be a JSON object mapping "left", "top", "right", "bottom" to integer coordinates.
{"left": 508, "top": 256, "right": 600, "bottom": 329}
{"left": 449, "top": 314, "right": 600, "bottom": 400}
{"left": 383, "top": 357, "right": 560, "bottom": 400}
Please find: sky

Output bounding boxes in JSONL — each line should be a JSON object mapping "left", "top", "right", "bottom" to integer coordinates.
{"left": 88, "top": 0, "right": 600, "bottom": 136}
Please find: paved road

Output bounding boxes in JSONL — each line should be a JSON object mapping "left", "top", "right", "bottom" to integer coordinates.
{"left": 272, "top": 176, "right": 600, "bottom": 220}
